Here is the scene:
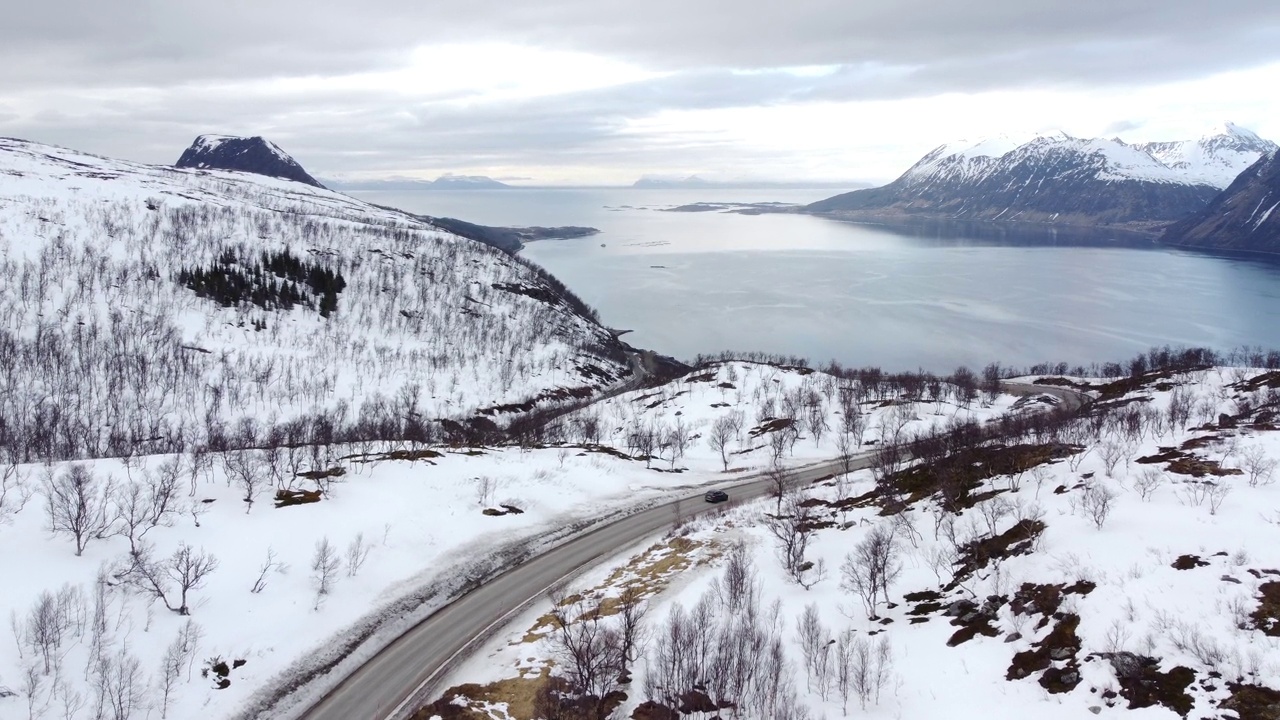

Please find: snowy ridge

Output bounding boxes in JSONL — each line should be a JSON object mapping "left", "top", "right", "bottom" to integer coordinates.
{"left": 1137, "top": 122, "right": 1279, "bottom": 189}
{"left": 0, "top": 136, "right": 629, "bottom": 463}
{"left": 807, "top": 124, "right": 1274, "bottom": 226}
{"left": 901, "top": 124, "right": 1275, "bottom": 191}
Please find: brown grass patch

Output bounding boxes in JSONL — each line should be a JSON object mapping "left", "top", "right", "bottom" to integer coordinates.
{"left": 412, "top": 668, "right": 550, "bottom": 720}
{"left": 1099, "top": 653, "right": 1195, "bottom": 717}
{"left": 1137, "top": 444, "right": 1243, "bottom": 478}
{"left": 949, "top": 520, "right": 1046, "bottom": 585}
{"left": 1251, "top": 582, "right": 1280, "bottom": 637}
{"left": 1221, "top": 682, "right": 1280, "bottom": 720}
{"left": 888, "top": 443, "right": 1079, "bottom": 509}
{"left": 521, "top": 537, "right": 710, "bottom": 643}
{"left": 297, "top": 466, "right": 346, "bottom": 480}
{"left": 1007, "top": 614, "right": 1082, "bottom": 694}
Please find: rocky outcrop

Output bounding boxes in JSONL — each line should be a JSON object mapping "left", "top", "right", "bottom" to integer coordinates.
{"left": 175, "top": 135, "right": 324, "bottom": 188}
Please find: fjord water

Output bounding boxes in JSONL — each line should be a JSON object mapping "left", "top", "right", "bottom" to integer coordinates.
{"left": 356, "top": 188, "right": 1280, "bottom": 372}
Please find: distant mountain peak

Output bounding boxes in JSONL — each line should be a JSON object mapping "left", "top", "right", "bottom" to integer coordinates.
{"left": 808, "top": 124, "right": 1277, "bottom": 228}
{"left": 1212, "top": 121, "right": 1261, "bottom": 141}
{"left": 431, "top": 174, "right": 510, "bottom": 189}
{"left": 175, "top": 135, "right": 324, "bottom": 188}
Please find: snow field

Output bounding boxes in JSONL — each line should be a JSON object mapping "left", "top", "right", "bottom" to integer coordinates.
{"left": 0, "top": 359, "right": 994, "bottom": 719}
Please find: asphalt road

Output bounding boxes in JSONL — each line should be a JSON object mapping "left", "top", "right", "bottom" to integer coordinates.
{"left": 299, "top": 380, "right": 1086, "bottom": 720}
{"left": 300, "top": 455, "right": 859, "bottom": 720}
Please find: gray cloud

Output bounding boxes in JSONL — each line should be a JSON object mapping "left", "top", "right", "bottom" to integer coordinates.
{"left": 6, "top": 0, "right": 1279, "bottom": 88}
{"left": 2, "top": 0, "right": 1280, "bottom": 179}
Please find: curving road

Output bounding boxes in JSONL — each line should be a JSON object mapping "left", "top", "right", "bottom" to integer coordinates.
{"left": 299, "top": 380, "right": 1087, "bottom": 720}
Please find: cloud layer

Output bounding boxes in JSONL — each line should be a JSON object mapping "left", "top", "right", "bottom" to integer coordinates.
{"left": 4, "top": 1, "right": 1280, "bottom": 182}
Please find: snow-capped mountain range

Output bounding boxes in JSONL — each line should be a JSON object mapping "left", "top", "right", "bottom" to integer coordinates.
{"left": 0, "top": 135, "right": 630, "bottom": 463}
{"left": 808, "top": 123, "right": 1277, "bottom": 228}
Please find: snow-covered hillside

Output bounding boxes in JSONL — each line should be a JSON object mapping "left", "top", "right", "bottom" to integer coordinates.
{"left": 0, "top": 357, "right": 1022, "bottom": 720}
{"left": 0, "top": 137, "right": 629, "bottom": 464}
{"left": 428, "top": 360, "right": 1280, "bottom": 720}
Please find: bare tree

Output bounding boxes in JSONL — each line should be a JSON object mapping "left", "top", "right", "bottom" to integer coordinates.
{"left": 44, "top": 464, "right": 115, "bottom": 556}
{"left": 840, "top": 396, "right": 865, "bottom": 449}
{"left": 632, "top": 422, "right": 658, "bottom": 467}
{"left": 548, "top": 594, "right": 627, "bottom": 720}
{"left": 24, "top": 589, "right": 72, "bottom": 674}
{"left": 157, "top": 620, "right": 200, "bottom": 718}
{"left": 761, "top": 426, "right": 787, "bottom": 466}
{"left": 870, "top": 443, "right": 903, "bottom": 485}
{"left": 147, "top": 458, "right": 184, "bottom": 524}
{"left": 1135, "top": 469, "right": 1163, "bottom": 501}
{"left": 166, "top": 544, "right": 218, "bottom": 615}
{"left": 187, "top": 446, "right": 212, "bottom": 497}
{"left": 806, "top": 401, "right": 829, "bottom": 447}
{"left": 123, "top": 543, "right": 217, "bottom": 615}
{"left": 311, "top": 537, "right": 341, "bottom": 606}
{"left": 717, "top": 541, "right": 759, "bottom": 613}
{"left": 764, "top": 489, "right": 816, "bottom": 584}
{"left": 112, "top": 481, "right": 153, "bottom": 556}
{"left": 0, "top": 462, "right": 32, "bottom": 525}
{"left": 707, "top": 415, "right": 736, "bottom": 472}
{"left": 617, "top": 586, "right": 648, "bottom": 664}
{"left": 1207, "top": 482, "right": 1231, "bottom": 515}
{"left": 221, "top": 450, "right": 265, "bottom": 513}
{"left": 250, "top": 547, "right": 284, "bottom": 594}
{"left": 103, "top": 646, "right": 146, "bottom": 720}
{"left": 796, "top": 603, "right": 831, "bottom": 692}
{"left": 1078, "top": 483, "right": 1118, "bottom": 529}
{"left": 1167, "top": 387, "right": 1195, "bottom": 435}
{"left": 766, "top": 462, "right": 790, "bottom": 513}
{"left": 1098, "top": 440, "right": 1128, "bottom": 477}
{"left": 22, "top": 662, "right": 44, "bottom": 718}
{"left": 345, "top": 533, "right": 372, "bottom": 577}
{"left": 839, "top": 525, "right": 901, "bottom": 618}
{"left": 474, "top": 476, "right": 496, "bottom": 506}
{"left": 835, "top": 631, "right": 854, "bottom": 715}
{"left": 1240, "top": 445, "right": 1277, "bottom": 487}
{"left": 666, "top": 418, "right": 690, "bottom": 469}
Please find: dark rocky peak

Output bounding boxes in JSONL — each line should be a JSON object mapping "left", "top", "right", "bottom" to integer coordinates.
{"left": 175, "top": 135, "right": 324, "bottom": 188}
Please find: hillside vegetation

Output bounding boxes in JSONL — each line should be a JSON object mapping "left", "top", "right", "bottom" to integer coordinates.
{"left": 0, "top": 137, "right": 629, "bottom": 464}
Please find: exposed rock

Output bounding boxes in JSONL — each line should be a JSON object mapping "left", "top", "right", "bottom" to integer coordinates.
{"left": 1162, "top": 150, "right": 1280, "bottom": 253}
{"left": 176, "top": 135, "right": 324, "bottom": 188}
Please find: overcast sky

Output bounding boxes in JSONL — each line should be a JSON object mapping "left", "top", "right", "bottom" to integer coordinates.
{"left": 3, "top": 1, "right": 1280, "bottom": 185}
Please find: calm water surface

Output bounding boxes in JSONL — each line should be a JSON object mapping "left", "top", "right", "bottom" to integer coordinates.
{"left": 356, "top": 188, "right": 1280, "bottom": 372}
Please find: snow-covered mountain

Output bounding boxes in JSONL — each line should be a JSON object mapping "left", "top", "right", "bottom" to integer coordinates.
{"left": 175, "top": 134, "right": 326, "bottom": 188}
{"left": 1162, "top": 149, "right": 1280, "bottom": 253}
{"left": 0, "top": 136, "right": 631, "bottom": 463}
{"left": 808, "top": 124, "right": 1277, "bottom": 228}
{"left": 1137, "top": 122, "right": 1277, "bottom": 189}
{"left": 430, "top": 174, "right": 510, "bottom": 189}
